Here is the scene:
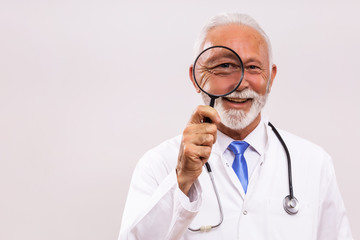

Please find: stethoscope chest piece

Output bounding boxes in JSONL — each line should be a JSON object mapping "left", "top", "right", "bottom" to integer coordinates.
{"left": 283, "top": 195, "right": 299, "bottom": 215}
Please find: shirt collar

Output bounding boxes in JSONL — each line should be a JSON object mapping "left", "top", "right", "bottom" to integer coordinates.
{"left": 216, "top": 117, "right": 267, "bottom": 156}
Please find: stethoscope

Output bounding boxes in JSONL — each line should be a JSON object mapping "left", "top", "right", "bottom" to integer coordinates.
{"left": 188, "top": 122, "right": 299, "bottom": 232}
{"left": 189, "top": 45, "right": 300, "bottom": 232}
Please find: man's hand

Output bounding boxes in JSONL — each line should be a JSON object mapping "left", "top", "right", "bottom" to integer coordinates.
{"left": 176, "top": 105, "right": 221, "bottom": 196}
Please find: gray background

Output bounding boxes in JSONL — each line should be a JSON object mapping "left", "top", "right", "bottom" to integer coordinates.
{"left": 1, "top": 0, "right": 359, "bottom": 239}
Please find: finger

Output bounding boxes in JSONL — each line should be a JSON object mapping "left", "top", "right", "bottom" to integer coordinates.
{"left": 189, "top": 105, "right": 221, "bottom": 125}
{"left": 183, "top": 144, "right": 212, "bottom": 165}
{"left": 190, "top": 133, "right": 215, "bottom": 146}
{"left": 184, "top": 123, "right": 217, "bottom": 137}
{"left": 183, "top": 124, "right": 217, "bottom": 144}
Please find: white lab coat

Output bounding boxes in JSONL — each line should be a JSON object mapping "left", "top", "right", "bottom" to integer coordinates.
{"left": 119, "top": 120, "right": 353, "bottom": 240}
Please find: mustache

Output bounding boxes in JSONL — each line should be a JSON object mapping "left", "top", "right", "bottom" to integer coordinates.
{"left": 222, "top": 88, "right": 260, "bottom": 99}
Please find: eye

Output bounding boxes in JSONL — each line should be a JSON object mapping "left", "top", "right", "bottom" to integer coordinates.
{"left": 246, "top": 65, "right": 262, "bottom": 74}
{"left": 219, "top": 63, "right": 231, "bottom": 68}
{"left": 209, "top": 62, "right": 240, "bottom": 76}
{"left": 249, "top": 65, "right": 258, "bottom": 69}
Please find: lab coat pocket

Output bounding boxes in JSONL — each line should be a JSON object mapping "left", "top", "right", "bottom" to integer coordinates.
{"left": 266, "top": 198, "right": 315, "bottom": 240}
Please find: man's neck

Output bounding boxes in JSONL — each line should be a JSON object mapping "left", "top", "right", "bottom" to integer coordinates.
{"left": 218, "top": 114, "right": 261, "bottom": 140}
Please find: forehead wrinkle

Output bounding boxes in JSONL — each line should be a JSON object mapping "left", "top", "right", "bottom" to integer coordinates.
{"left": 205, "top": 24, "right": 267, "bottom": 47}
{"left": 203, "top": 24, "right": 270, "bottom": 66}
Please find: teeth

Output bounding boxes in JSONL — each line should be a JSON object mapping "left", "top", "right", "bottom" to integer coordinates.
{"left": 226, "top": 97, "right": 248, "bottom": 103}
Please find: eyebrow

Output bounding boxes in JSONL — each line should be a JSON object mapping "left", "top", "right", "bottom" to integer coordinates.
{"left": 201, "top": 51, "right": 241, "bottom": 66}
{"left": 205, "top": 56, "right": 239, "bottom": 66}
{"left": 242, "top": 57, "right": 264, "bottom": 66}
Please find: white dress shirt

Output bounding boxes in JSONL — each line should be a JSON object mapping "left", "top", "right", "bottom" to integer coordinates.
{"left": 119, "top": 119, "right": 353, "bottom": 240}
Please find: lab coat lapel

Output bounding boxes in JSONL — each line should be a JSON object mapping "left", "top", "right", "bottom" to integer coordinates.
{"left": 243, "top": 122, "right": 271, "bottom": 200}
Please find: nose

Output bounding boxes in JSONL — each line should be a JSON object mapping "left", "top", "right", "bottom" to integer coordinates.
{"left": 236, "top": 73, "right": 249, "bottom": 91}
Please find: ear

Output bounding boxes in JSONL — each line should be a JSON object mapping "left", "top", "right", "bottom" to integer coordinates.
{"left": 189, "top": 64, "right": 201, "bottom": 93}
{"left": 267, "top": 64, "right": 277, "bottom": 93}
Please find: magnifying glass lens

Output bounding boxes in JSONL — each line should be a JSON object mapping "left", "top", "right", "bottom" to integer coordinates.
{"left": 194, "top": 46, "right": 243, "bottom": 97}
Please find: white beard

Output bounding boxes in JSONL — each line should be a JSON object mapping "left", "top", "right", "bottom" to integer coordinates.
{"left": 201, "top": 88, "right": 268, "bottom": 130}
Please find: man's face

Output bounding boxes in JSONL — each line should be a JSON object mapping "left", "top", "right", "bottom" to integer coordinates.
{"left": 197, "top": 24, "right": 276, "bottom": 130}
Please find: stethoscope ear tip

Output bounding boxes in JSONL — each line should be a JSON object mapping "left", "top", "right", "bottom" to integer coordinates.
{"left": 283, "top": 195, "right": 299, "bottom": 215}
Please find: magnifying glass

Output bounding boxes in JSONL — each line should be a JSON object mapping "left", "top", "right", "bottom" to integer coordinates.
{"left": 193, "top": 45, "right": 244, "bottom": 108}
{"left": 188, "top": 46, "right": 244, "bottom": 232}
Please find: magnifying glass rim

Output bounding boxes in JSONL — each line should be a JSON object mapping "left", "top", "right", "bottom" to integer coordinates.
{"left": 192, "top": 45, "right": 244, "bottom": 98}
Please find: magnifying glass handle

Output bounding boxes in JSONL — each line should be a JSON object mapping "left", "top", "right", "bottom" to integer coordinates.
{"left": 204, "top": 98, "right": 216, "bottom": 123}
{"left": 209, "top": 98, "right": 215, "bottom": 108}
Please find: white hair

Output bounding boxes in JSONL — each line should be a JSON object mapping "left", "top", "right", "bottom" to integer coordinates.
{"left": 193, "top": 13, "right": 273, "bottom": 69}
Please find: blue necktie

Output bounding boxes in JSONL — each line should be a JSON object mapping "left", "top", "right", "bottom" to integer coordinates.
{"left": 228, "top": 141, "right": 250, "bottom": 193}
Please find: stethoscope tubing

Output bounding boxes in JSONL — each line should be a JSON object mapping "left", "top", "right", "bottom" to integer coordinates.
{"left": 188, "top": 122, "right": 299, "bottom": 232}
{"left": 267, "top": 122, "right": 294, "bottom": 199}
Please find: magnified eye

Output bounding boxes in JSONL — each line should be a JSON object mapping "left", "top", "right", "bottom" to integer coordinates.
{"left": 209, "top": 62, "right": 240, "bottom": 76}
{"left": 193, "top": 46, "right": 244, "bottom": 98}
{"left": 219, "top": 63, "right": 231, "bottom": 68}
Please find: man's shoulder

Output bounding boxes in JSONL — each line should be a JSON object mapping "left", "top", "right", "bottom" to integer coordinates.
{"left": 276, "top": 128, "right": 320, "bottom": 146}
{"left": 274, "top": 127, "right": 331, "bottom": 161}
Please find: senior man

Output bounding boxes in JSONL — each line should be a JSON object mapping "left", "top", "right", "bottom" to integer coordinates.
{"left": 119, "top": 13, "right": 353, "bottom": 239}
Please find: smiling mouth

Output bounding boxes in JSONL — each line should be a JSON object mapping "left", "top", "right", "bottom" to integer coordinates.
{"left": 224, "top": 97, "right": 251, "bottom": 103}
